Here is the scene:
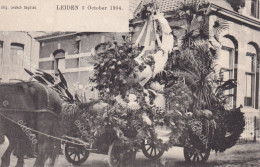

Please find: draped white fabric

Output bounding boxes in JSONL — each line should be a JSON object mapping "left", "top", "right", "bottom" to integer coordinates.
{"left": 134, "top": 12, "right": 174, "bottom": 85}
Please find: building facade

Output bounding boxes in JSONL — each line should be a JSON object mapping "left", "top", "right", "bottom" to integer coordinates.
{"left": 132, "top": 0, "right": 260, "bottom": 117}
{"left": 35, "top": 32, "right": 127, "bottom": 100}
{"left": 209, "top": 2, "right": 260, "bottom": 117}
{"left": 0, "top": 31, "right": 42, "bottom": 82}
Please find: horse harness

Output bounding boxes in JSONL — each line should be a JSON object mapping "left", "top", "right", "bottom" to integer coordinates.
{"left": 0, "top": 81, "right": 57, "bottom": 117}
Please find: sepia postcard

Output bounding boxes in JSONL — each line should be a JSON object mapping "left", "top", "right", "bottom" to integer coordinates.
{"left": 0, "top": 0, "right": 260, "bottom": 167}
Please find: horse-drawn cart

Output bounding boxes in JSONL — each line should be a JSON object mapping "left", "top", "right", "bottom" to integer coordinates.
{"left": 61, "top": 112, "right": 216, "bottom": 166}
{"left": 62, "top": 134, "right": 166, "bottom": 166}
{"left": 61, "top": 125, "right": 138, "bottom": 166}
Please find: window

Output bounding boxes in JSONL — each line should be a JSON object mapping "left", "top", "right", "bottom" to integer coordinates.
{"left": 53, "top": 50, "right": 65, "bottom": 74}
{"left": 74, "top": 36, "right": 81, "bottom": 54}
{"left": 244, "top": 51, "right": 257, "bottom": 107}
{"left": 251, "top": 0, "right": 259, "bottom": 18}
{"left": 10, "top": 43, "right": 24, "bottom": 66}
{"left": 75, "top": 40, "right": 81, "bottom": 54}
{"left": 219, "top": 46, "right": 234, "bottom": 109}
{"left": 0, "top": 41, "right": 3, "bottom": 80}
{"left": 217, "top": 37, "right": 236, "bottom": 109}
{"left": 0, "top": 41, "right": 3, "bottom": 65}
{"left": 57, "top": 58, "right": 65, "bottom": 72}
{"left": 219, "top": 46, "right": 234, "bottom": 82}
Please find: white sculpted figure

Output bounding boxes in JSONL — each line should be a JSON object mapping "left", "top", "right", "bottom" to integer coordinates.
{"left": 134, "top": 10, "right": 174, "bottom": 86}
{"left": 133, "top": 5, "right": 174, "bottom": 111}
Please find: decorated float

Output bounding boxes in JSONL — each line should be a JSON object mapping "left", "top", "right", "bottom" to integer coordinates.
{"left": 20, "top": 0, "right": 245, "bottom": 166}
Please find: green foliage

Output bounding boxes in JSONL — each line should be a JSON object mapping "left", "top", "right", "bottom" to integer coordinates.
{"left": 170, "top": 0, "right": 231, "bottom": 111}
{"left": 90, "top": 40, "right": 142, "bottom": 100}
{"left": 212, "top": 107, "right": 245, "bottom": 152}
{"left": 171, "top": 0, "right": 245, "bottom": 153}
{"left": 165, "top": 81, "right": 193, "bottom": 113}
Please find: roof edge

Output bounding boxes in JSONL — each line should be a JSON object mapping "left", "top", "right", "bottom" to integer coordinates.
{"left": 35, "top": 32, "right": 79, "bottom": 41}
{"left": 210, "top": 3, "right": 260, "bottom": 29}
{"left": 131, "top": 3, "right": 260, "bottom": 30}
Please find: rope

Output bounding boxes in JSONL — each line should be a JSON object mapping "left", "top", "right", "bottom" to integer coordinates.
{"left": 0, "top": 112, "right": 89, "bottom": 147}
{"left": 0, "top": 108, "right": 57, "bottom": 117}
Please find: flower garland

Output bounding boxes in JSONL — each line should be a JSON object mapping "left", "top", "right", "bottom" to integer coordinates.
{"left": 87, "top": 37, "right": 194, "bottom": 150}
{"left": 165, "top": 81, "right": 193, "bottom": 114}
{"left": 90, "top": 40, "right": 142, "bottom": 100}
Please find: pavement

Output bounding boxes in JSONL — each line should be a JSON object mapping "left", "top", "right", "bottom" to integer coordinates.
{"left": 0, "top": 137, "right": 260, "bottom": 167}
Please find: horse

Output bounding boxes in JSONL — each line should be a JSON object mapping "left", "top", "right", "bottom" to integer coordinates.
{"left": 0, "top": 81, "right": 62, "bottom": 167}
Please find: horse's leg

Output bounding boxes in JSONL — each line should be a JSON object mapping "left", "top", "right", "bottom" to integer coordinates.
{"left": 15, "top": 150, "right": 25, "bottom": 167}
{"left": 46, "top": 138, "right": 60, "bottom": 167}
{"left": 33, "top": 134, "right": 49, "bottom": 167}
{"left": 0, "top": 117, "right": 4, "bottom": 144}
{"left": 45, "top": 122, "right": 60, "bottom": 167}
{"left": 14, "top": 113, "right": 31, "bottom": 167}
{"left": 33, "top": 113, "right": 55, "bottom": 167}
{"left": 48, "top": 115, "right": 62, "bottom": 167}
{"left": 1, "top": 137, "right": 15, "bottom": 167}
{"left": 15, "top": 154, "right": 25, "bottom": 167}
{"left": 14, "top": 137, "right": 29, "bottom": 167}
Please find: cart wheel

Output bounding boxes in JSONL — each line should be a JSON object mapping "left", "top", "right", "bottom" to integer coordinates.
{"left": 141, "top": 139, "right": 164, "bottom": 160}
{"left": 184, "top": 146, "right": 211, "bottom": 163}
{"left": 65, "top": 143, "right": 89, "bottom": 165}
{"left": 108, "top": 140, "right": 136, "bottom": 167}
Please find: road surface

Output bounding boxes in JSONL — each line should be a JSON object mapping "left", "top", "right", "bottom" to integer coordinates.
{"left": 0, "top": 137, "right": 260, "bottom": 167}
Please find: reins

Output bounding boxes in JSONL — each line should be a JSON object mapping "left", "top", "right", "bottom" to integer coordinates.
{"left": 0, "top": 108, "right": 57, "bottom": 117}
{"left": 0, "top": 112, "right": 92, "bottom": 148}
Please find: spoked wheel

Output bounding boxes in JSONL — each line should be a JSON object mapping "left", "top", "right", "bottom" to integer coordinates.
{"left": 108, "top": 139, "right": 136, "bottom": 167}
{"left": 141, "top": 139, "right": 164, "bottom": 160}
{"left": 184, "top": 146, "right": 211, "bottom": 163}
{"left": 65, "top": 143, "right": 89, "bottom": 165}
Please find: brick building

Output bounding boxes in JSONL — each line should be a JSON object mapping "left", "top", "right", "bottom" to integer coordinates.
{"left": 35, "top": 32, "right": 128, "bottom": 100}
{"left": 0, "top": 31, "right": 44, "bottom": 82}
